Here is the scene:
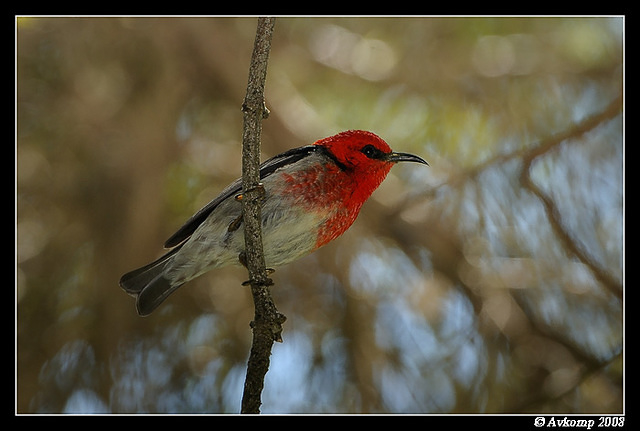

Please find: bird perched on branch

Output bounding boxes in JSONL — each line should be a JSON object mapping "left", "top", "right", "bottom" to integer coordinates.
{"left": 120, "top": 130, "right": 428, "bottom": 316}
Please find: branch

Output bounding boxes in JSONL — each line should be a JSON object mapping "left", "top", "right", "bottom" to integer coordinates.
{"left": 520, "top": 94, "right": 623, "bottom": 299}
{"left": 238, "top": 17, "right": 285, "bottom": 415}
{"left": 389, "top": 93, "right": 623, "bottom": 301}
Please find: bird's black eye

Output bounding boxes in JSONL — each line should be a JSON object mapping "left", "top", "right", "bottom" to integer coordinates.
{"left": 361, "top": 144, "right": 384, "bottom": 159}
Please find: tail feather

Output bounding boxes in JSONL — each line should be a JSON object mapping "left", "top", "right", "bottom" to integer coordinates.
{"left": 119, "top": 247, "right": 184, "bottom": 316}
{"left": 135, "top": 275, "right": 185, "bottom": 317}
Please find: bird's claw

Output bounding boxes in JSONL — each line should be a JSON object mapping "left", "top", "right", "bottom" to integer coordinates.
{"left": 235, "top": 183, "right": 266, "bottom": 202}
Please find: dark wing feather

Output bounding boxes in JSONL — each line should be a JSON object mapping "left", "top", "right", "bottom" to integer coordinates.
{"left": 163, "top": 145, "right": 319, "bottom": 248}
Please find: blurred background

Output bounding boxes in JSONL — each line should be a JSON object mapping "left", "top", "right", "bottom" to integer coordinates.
{"left": 16, "top": 16, "right": 623, "bottom": 414}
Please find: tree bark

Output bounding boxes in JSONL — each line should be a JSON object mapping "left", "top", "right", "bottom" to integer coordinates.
{"left": 239, "top": 17, "right": 285, "bottom": 415}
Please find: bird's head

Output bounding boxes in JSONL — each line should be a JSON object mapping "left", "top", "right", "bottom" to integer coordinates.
{"left": 314, "top": 129, "right": 428, "bottom": 181}
{"left": 312, "top": 129, "right": 428, "bottom": 204}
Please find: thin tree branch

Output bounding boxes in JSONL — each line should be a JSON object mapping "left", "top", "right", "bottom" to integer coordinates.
{"left": 387, "top": 93, "right": 623, "bottom": 301}
{"left": 520, "top": 94, "right": 623, "bottom": 299}
{"left": 238, "top": 17, "right": 285, "bottom": 415}
{"left": 398, "top": 92, "right": 623, "bottom": 204}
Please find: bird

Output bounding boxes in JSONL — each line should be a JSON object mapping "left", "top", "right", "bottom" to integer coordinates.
{"left": 120, "top": 130, "right": 428, "bottom": 316}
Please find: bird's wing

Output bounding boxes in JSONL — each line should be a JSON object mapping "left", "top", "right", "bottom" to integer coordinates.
{"left": 163, "top": 145, "right": 319, "bottom": 248}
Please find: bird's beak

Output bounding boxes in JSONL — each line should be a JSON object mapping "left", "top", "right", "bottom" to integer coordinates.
{"left": 386, "top": 152, "right": 429, "bottom": 166}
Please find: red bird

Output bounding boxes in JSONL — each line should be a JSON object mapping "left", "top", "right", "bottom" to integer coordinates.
{"left": 120, "top": 130, "right": 428, "bottom": 316}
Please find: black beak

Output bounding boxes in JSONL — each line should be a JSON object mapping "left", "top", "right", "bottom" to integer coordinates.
{"left": 386, "top": 152, "right": 429, "bottom": 166}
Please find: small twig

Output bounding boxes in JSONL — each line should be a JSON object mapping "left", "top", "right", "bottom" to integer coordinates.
{"left": 239, "top": 17, "right": 285, "bottom": 415}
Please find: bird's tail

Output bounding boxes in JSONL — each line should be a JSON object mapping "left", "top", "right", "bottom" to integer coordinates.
{"left": 119, "top": 246, "right": 184, "bottom": 316}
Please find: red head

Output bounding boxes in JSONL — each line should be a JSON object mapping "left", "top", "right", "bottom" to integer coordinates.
{"left": 314, "top": 129, "right": 428, "bottom": 196}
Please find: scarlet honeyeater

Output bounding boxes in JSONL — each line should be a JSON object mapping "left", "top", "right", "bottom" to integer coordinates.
{"left": 120, "top": 130, "right": 428, "bottom": 316}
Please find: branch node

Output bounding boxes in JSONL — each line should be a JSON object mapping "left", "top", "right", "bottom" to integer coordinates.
{"left": 270, "top": 313, "right": 288, "bottom": 343}
{"left": 241, "top": 101, "right": 270, "bottom": 119}
{"left": 242, "top": 277, "right": 274, "bottom": 287}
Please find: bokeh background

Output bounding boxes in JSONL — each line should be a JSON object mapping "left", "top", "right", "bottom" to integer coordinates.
{"left": 17, "top": 16, "right": 623, "bottom": 414}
